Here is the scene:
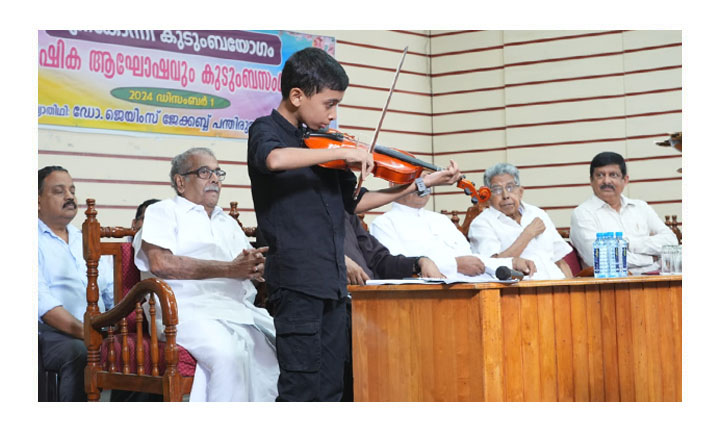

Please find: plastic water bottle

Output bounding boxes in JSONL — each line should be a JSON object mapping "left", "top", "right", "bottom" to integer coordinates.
{"left": 593, "top": 233, "right": 608, "bottom": 278}
{"left": 615, "top": 232, "right": 628, "bottom": 277}
{"left": 607, "top": 232, "right": 619, "bottom": 278}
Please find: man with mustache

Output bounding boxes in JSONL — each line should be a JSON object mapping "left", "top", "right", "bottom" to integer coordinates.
{"left": 570, "top": 151, "right": 678, "bottom": 274}
{"left": 133, "top": 147, "right": 279, "bottom": 401}
{"left": 38, "top": 166, "right": 114, "bottom": 401}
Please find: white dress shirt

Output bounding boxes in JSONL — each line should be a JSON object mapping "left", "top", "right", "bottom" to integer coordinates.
{"left": 468, "top": 202, "right": 572, "bottom": 280}
{"left": 570, "top": 194, "right": 678, "bottom": 274}
{"left": 369, "top": 202, "right": 512, "bottom": 280}
{"left": 134, "top": 196, "right": 278, "bottom": 401}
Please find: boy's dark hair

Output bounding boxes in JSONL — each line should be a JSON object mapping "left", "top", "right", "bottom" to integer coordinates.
{"left": 38, "top": 165, "right": 69, "bottom": 194}
{"left": 281, "top": 47, "right": 349, "bottom": 99}
{"left": 590, "top": 151, "right": 627, "bottom": 177}
{"left": 134, "top": 198, "right": 161, "bottom": 221}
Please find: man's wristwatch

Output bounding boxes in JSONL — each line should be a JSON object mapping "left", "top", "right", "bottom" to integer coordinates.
{"left": 415, "top": 177, "right": 430, "bottom": 197}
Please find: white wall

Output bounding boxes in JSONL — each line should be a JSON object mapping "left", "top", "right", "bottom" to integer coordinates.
{"left": 39, "top": 29, "right": 681, "bottom": 234}
{"left": 429, "top": 30, "right": 682, "bottom": 231}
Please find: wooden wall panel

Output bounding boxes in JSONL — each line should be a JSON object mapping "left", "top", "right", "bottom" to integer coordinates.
{"left": 428, "top": 30, "right": 682, "bottom": 232}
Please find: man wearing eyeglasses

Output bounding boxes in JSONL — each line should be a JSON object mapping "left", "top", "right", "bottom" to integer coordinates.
{"left": 468, "top": 163, "right": 572, "bottom": 280}
{"left": 369, "top": 175, "right": 536, "bottom": 280}
{"left": 570, "top": 151, "right": 678, "bottom": 274}
{"left": 133, "top": 147, "right": 279, "bottom": 401}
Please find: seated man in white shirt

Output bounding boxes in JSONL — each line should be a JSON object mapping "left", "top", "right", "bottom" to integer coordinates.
{"left": 131, "top": 198, "right": 159, "bottom": 230}
{"left": 570, "top": 151, "right": 678, "bottom": 274}
{"left": 369, "top": 176, "right": 536, "bottom": 280}
{"left": 468, "top": 163, "right": 573, "bottom": 280}
{"left": 38, "top": 166, "right": 114, "bottom": 401}
{"left": 133, "top": 147, "right": 279, "bottom": 401}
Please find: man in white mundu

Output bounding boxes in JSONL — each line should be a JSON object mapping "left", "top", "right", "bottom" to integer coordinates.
{"left": 134, "top": 147, "right": 278, "bottom": 401}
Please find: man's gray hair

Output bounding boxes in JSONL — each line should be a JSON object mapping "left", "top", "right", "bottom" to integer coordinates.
{"left": 170, "top": 147, "right": 216, "bottom": 194}
{"left": 484, "top": 162, "right": 521, "bottom": 187}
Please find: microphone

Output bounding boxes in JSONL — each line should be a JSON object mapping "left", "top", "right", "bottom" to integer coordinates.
{"left": 495, "top": 266, "right": 524, "bottom": 281}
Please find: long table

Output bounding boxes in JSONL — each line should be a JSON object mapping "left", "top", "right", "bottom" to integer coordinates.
{"left": 349, "top": 275, "right": 682, "bottom": 402}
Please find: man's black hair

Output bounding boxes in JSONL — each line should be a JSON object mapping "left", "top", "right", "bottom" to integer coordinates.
{"left": 280, "top": 47, "right": 349, "bottom": 99}
{"left": 38, "top": 166, "right": 69, "bottom": 194}
{"left": 590, "top": 152, "right": 627, "bottom": 177}
{"left": 135, "top": 198, "right": 160, "bottom": 221}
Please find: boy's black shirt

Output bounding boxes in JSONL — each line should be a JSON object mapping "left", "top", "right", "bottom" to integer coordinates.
{"left": 248, "top": 109, "right": 366, "bottom": 300}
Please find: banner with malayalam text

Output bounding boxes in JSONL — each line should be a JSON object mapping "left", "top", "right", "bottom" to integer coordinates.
{"left": 38, "top": 30, "right": 336, "bottom": 138}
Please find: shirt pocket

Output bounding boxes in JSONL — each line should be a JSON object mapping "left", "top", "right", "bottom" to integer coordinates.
{"left": 630, "top": 218, "right": 649, "bottom": 238}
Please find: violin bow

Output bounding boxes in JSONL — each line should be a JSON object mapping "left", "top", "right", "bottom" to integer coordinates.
{"left": 353, "top": 45, "right": 409, "bottom": 200}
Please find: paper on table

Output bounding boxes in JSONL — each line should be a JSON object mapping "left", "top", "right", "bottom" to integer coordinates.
{"left": 365, "top": 275, "right": 519, "bottom": 285}
{"left": 365, "top": 278, "right": 444, "bottom": 285}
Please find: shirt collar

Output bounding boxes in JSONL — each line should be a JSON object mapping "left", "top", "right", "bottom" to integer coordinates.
{"left": 271, "top": 109, "right": 305, "bottom": 138}
{"left": 588, "top": 193, "right": 634, "bottom": 211}
{"left": 486, "top": 201, "right": 526, "bottom": 220}
{"left": 173, "top": 195, "right": 223, "bottom": 218}
{"left": 391, "top": 201, "right": 426, "bottom": 216}
{"left": 38, "top": 218, "right": 79, "bottom": 240}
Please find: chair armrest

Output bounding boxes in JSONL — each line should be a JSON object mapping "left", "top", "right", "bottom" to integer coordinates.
{"left": 89, "top": 278, "right": 178, "bottom": 330}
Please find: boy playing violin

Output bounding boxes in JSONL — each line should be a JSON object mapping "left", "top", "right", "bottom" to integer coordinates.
{"left": 247, "top": 47, "right": 462, "bottom": 401}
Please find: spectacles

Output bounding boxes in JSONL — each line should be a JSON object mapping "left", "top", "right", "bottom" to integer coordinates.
{"left": 490, "top": 183, "right": 520, "bottom": 195}
{"left": 593, "top": 172, "right": 623, "bottom": 180}
{"left": 181, "top": 166, "right": 226, "bottom": 181}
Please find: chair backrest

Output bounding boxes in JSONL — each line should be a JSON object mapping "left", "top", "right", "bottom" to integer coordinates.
{"left": 459, "top": 203, "right": 488, "bottom": 238}
{"left": 441, "top": 202, "right": 489, "bottom": 239}
{"left": 229, "top": 201, "right": 257, "bottom": 238}
{"left": 664, "top": 214, "right": 682, "bottom": 244}
{"left": 83, "top": 199, "right": 141, "bottom": 332}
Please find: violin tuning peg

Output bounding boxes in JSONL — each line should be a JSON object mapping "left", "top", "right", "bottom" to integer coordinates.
{"left": 471, "top": 197, "right": 478, "bottom": 204}
{"left": 464, "top": 188, "right": 472, "bottom": 196}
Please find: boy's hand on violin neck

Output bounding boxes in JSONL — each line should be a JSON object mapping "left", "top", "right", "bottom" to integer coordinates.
{"left": 342, "top": 148, "right": 375, "bottom": 179}
{"left": 423, "top": 159, "right": 462, "bottom": 187}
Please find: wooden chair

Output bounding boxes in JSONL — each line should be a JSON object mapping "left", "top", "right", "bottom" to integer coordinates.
{"left": 82, "top": 199, "right": 196, "bottom": 402}
{"left": 441, "top": 202, "right": 489, "bottom": 238}
{"left": 228, "top": 202, "right": 269, "bottom": 309}
{"left": 665, "top": 214, "right": 682, "bottom": 244}
{"left": 229, "top": 201, "right": 257, "bottom": 240}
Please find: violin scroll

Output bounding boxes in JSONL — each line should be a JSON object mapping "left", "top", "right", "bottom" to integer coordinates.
{"left": 458, "top": 178, "right": 491, "bottom": 204}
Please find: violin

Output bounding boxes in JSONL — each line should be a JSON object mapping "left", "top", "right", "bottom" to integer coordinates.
{"left": 303, "top": 128, "right": 491, "bottom": 204}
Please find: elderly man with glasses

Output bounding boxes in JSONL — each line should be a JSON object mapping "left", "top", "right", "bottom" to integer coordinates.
{"left": 370, "top": 175, "right": 536, "bottom": 280}
{"left": 468, "top": 162, "right": 573, "bottom": 280}
{"left": 133, "top": 147, "right": 279, "bottom": 401}
{"left": 569, "top": 151, "right": 678, "bottom": 274}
